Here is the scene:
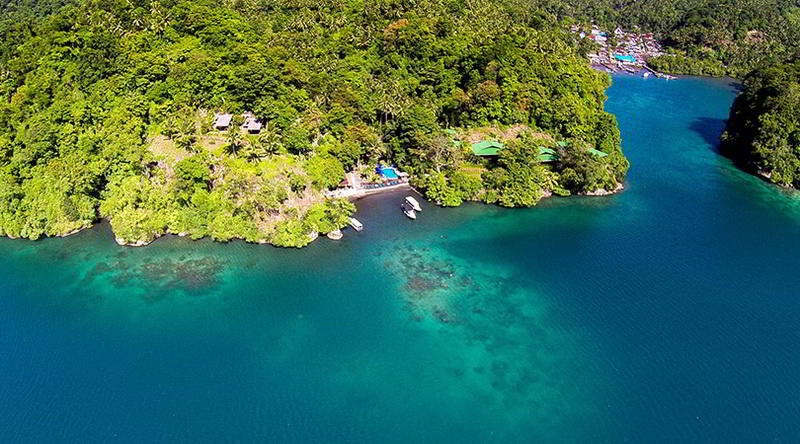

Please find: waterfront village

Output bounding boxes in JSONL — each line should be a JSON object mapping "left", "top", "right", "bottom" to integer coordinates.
{"left": 570, "top": 25, "right": 677, "bottom": 79}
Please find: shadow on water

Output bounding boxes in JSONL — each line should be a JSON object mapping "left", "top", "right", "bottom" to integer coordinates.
{"left": 689, "top": 117, "right": 727, "bottom": 153}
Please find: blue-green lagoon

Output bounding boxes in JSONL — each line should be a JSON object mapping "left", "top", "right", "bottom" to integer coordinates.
{"left": 3, "top": 75, "right": 800, "bottom": 442}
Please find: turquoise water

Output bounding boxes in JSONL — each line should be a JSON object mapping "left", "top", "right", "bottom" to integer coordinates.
{"left": 3, "top": 75, "right": 800, "bottom": 442}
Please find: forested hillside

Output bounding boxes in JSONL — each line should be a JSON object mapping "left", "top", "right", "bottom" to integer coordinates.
{"left": 0, "top": 0, "right": 626, "bottom": 246}
{"left": 721, "top": 62, "right": 800, "bottom": 187}
{"left": 548, "top": 0, "right": 800, "bottom": 76}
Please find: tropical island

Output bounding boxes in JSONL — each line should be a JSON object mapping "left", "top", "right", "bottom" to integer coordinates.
{"left": 0, "top": 0, "right": 628, "bottom": 247}
{"left": 721, "top": 61, "right": 800, "bottom": 187}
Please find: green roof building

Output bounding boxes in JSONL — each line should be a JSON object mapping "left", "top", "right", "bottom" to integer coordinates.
{"left": 469, "top": 140, "right": 605, "bottom": 161}
{"left": 537, "top": 146, "right": 558, "bottom": 162}
{"left": 471, "top": 140, "right": 505, "bottom": 156}
{"left": 588, "top": 148, "right": 608, "bottom": 157}
{"left": 536, "top": 154, "right": 559, "bottom": 162}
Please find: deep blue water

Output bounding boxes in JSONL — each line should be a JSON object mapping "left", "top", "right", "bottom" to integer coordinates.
{"left": 3, "top": 75, "right": 800, "bottom": 442}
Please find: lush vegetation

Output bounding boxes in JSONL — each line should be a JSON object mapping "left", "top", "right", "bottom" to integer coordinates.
{"left": 721, "top": 62, "right": 800, "bottom": 187}
{"left": 550, "top": 0, "right": 800, "bottom": 77}
{"left": 415, "top": 127, "right": 626, "bottom": 207}
{"left": 0, "top": 0, "right": 627, "bottom": 246}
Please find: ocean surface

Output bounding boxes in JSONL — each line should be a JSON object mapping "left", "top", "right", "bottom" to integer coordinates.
{"left": 3, "top": 75, "right": 800, "bottom": 443}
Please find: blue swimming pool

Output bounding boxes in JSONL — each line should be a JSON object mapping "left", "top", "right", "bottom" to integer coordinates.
{"left": 614, "top": 54, "right": 636, "bottom": 62}
{"left": 381, "top": 168, "right": 398, "bottom": 179}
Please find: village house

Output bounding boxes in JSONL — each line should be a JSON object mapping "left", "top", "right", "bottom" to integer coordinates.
{"left": 244, "top": 117, "right": 262, "bottom": 134}
{"left": 241, "top": 111, "right": 262, "bottom": 134}
{"left": 212, "top": 113, "right": 232, "bottom": 131}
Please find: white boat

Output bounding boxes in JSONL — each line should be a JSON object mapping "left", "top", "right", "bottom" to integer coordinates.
{"left": 405, "top": 196, "right": 422, "bottom": 211}
{"left": 326, "top": 229, "right": 343, "bottom": 240}
{"left": 349, "top": 217, "right": 363, "bottom": 231}
{"left": 401, "top": 203, "right": 416, "bottom": 219}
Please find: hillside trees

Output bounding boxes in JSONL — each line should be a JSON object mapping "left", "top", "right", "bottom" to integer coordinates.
{"left": 0, "top": 0, "right": 629, "bottom": 245}
{"left": 722, "top": 62, "right": 800, "bottom": 187}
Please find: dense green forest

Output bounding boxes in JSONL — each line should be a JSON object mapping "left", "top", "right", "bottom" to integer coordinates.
{"left": 0, "top": 0, "right": 626, "bottom": 246}
{"left": 721, "top": 62, "right": 800, "bottom": 187}
{"left": 549, "top": 0, "right": 800, "bottom": 76}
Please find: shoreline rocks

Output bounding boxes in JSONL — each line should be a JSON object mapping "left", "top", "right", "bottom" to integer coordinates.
{"left": 115, "top": 237, "right": 154, "bottom": 247}
{"left": 580, "top": 182, "right": 625, "bottom": 196}
{"left": 55, "top": 226, "right": 89, "bottom": 238}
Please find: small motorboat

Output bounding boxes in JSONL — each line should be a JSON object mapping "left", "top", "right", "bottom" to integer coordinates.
{"left": 326, "top": 229, "right": 343, "bottom": 240}
{"left": 405, "top": 196, "right": 422, "bottom": 212}
{"left": 401, "top": 202, "right": 416, "bottom": 219}
{"left": 349, "top": 217, "right": 363, "bottom": 231}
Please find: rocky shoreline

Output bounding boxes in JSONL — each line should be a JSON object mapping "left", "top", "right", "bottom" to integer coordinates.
{"left": 580, "top": 182, "right": 625, "bottom": 196}
{"left": 2, "top": 180, "right": 625, "bottom": 247}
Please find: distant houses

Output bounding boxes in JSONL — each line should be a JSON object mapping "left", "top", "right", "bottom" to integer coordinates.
{"left": 572, "top": 24, "right": 669, "bottom": 76}
{"left": 212, "top": 112, "right": 263, "bottom": 134}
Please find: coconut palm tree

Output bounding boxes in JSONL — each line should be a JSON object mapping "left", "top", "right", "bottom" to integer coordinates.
{"left": 175, "top": 118, "right": 198, "bottom": 152}
{"left": 258, "top": 126, "right": 282, "bottom": 156}
{"left": 225, "top": 125, "right": 243, "bottom": 156}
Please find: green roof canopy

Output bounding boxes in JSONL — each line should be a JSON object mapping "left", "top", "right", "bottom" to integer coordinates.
{"left": 588, "top": 148, "right": 608, "bottom": 157}
{"left": 536, "top": 146, "right": 558, "bottom": 162}
{"left": 536, "top": 154, "right": 558, "bottom": 162}
{"left": 471, "top": 140, "right": 505, "bottom": 156}
{"left": 470, "top": 140, "right": 606, "bottom": 160}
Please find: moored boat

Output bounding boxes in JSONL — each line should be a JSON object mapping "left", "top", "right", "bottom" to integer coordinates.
{"left": 401, "top": 202, "right": 416, "bottom": 219}
{"left": 405, "top": 196, "right": 422, "bottom": 211}
{"left": 349, "top": 217, "right": 363, "bottom": 231}
{"left": 327, "top": 229, "right": 343, "bottom": 240}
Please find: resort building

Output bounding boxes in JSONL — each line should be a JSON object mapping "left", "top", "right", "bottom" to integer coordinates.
{"left": 213, "top": 113, "right": 233, "bottom": 131}
{"left": 470, "top": 139, "right": 606, "bottom": 162}
{"left": 471, "top": 140, "right": 505, "bottom": 157}
{"left": 244, "top": 117, "right": 262, "bottom": 134}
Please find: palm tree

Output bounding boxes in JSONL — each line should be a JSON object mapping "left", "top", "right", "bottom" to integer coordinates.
{"left": 243, "top": 134, "right": 266, "bottom": 161}
{"left": 258, "top": 126, "right": 282, "bottom": 156}
{"left": 175, "top": 118, "right": 198, "bottom": 152}
{"left": 225, "top": 125, "right": 242, "bottom": 157}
